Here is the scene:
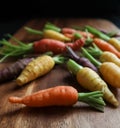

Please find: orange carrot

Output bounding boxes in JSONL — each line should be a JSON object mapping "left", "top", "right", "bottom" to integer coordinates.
{"left": 85, "top": 43, "right": 120, "bottom": 67}
{"left": 62, "top": 28, "right": 94, "bottom": 38}
{"left": 8, "top": 85, "right": 105, "bottom": 112}
{"left": 61, "top": 28, "right": 76, "bottom": 34}
{"left": 93, "top": 38, "right": 120, "bottom": 58}
{"left": 77, "top": 30, "right": 94, "bottom": 38}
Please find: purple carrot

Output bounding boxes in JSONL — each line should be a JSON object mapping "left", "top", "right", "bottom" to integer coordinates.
{"left": 0, "top": 57, "right": 34, "bottom": 83}
{"left": 66, "top": 46, "right": 98, "bottom": 73}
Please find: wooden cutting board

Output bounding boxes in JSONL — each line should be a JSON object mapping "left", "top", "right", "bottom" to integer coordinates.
{"left": 0, "top": 18, "right": 120, "bottom": 128}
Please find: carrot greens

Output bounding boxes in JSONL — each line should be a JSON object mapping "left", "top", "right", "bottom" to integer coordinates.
{"left": 85, "top": 25, "right": 110, "bottom": 41}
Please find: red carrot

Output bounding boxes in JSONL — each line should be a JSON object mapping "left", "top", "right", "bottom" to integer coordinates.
{"left": 0, "top": 38, "right": 85, "bottom": 62}
{"left": 93, "top": 38, "right": 120, "bottom": 58}
{"left": 31, "top": 38, "right": 85, "bottom": 54}
{"left": 9, "top": 85, "right": 105, "bottom": 112}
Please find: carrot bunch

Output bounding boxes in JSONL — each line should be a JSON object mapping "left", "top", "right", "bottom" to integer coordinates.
{"left": 1, "top": 22, "right": 120, "bottom": 112}
{"left": 85, "top": 25, "right": 120, "bottom": 54}
{"left": 85, "top": 43, "right": 120, "bottom": 67}
{"left": 93, "top": 38, "right": 120, "bottom": 58}
{"left": 25, "top": 22, "right": 94, "bottom": 43}
{"left": 81, "top": 47, "right": 120, "bottom": 89}
{"left": 66, "top": 59, "right": 119, "bottom": 107}
{"left": 24, "top": 26, "right": 71, "bottom": 42}
{"left": 8, "top": 85, "right": 106, "bottom": 112}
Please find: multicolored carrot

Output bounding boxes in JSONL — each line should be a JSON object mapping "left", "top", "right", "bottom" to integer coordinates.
{"left": 16, "top": 54, "right": 67, "bottom": 86}
{"left": 66, "top": 59, "right": 119, "bottom": 107}
{"left": 82, "top": 47, "right": 120, "bottom": 89}
{"left": 8, "top": 85, "right": 106, "bottom": 112}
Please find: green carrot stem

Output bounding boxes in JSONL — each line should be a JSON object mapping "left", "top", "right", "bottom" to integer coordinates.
{"left": 66, "top": 59, "right": 83, "bottom": 75}
{"left": 0, "top": 39, "right": 33, "bottom": 62}
{"left": 81, "top": 47, "right": 101, "bottom": 67}
{"left": 53, "top": 55, "right": 68, "bottom": 64}
{"left": 86, "top": 43, "right": 103, "bottom": 58}
{"left": 78, "top": 91, "right": 106, "bottom": 112}
{"left": 6, "top": 34, "right": 29, "bottom": 48}
{"left": 44, "top": 22, "right": 61, "bottom": 32}
{"left": 84, "top": 29, "right": 93, "bottom": 45}
{"left": 24, "top": 27, "right": 43, "bottom": 35}
{"left": 71, "top": 26, "right": 84, "bottom": 30}
{"left": 85, "top": 25, "right": 110, "bottom": 41}
{"left": 74, "top": 32, "right": 82, "bottom": 39}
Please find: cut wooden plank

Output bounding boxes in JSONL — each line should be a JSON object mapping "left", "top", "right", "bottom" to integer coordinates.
{"left": 0, "top": 18, "right": 120, "bottom": 128}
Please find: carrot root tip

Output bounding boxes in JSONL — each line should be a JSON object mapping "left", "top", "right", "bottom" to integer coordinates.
{"left": 9, "top": 96, "right": 22, "bottom": 103}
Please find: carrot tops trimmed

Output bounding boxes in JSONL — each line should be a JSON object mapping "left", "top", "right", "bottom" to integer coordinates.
{"left": 9, "top": 85, "right": 106, "bottom": 112}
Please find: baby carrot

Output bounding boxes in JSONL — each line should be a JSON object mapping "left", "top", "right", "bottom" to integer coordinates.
{"left": 66, "top": 46, "right": 98, "bottom": 72}
{"left": 82, "top": 47, "right": 120, "bottom": 89}
{"left": 0, "top": 37, "right": 85, "bottom": 62}
{"left": 43, "top": 29, "right": 71, "bottom": 41}
{"left": 66, "top": 59, "right": 119, "bottom": 107}
{"left": 85, "top": 25, "right": 120, "bottom": 51}
{"left": 62, "top": 28, "right": 94, "bottom": 38}
{"left": 24, "top": 27, "right": 71, "bottom": 42}
{"left": 86, "top": 43, "right": 120, "bottom": 67}
{"left": 8, "top": 85, "right": 105, "bottom": 112}
{"left": 93, "top": 38, "right": 120, "bottom": 58}
{"left": 16, "top": 54, "right": 67, "bottom": 86}
{"left": 100, "top": 51, "right": 120, "bottom": 67}
{"left": 108, "top": 38, "right": 120, "bottom": 51}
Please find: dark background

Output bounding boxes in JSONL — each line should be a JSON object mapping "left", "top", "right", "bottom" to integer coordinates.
{"left": 0, "top": 0, "right": 120, "bottom": 39}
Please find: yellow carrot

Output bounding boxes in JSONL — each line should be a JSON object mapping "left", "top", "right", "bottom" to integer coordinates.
{"left": 82, "top": 47, "right": 120, "bottom": 91}
{"left": 16, "top": 54, "right": 67, "bottom": 86}
{"left": 16, "top": 55, "right": 55, "bottom": 86}
{"left": 99, "top": 62, "right": 120, "bottom": 88}
{"left": 85, "top": 43, "right": 120, "bottom": 67}
{"left": 67, "top": 59, "right": 119, "bottom": 107}
{"left": 100, "top": 51, "right": 120, "bottom": 67}
{"left": 43, "top": 29, "right": 71, "bottom": 42}
{"left": 108, "top": 38, "right": 120, "bottom": 52}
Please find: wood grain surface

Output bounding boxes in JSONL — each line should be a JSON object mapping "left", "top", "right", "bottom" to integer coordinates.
{"left": 0, "top": 18, "right": 120, "bottom": 128}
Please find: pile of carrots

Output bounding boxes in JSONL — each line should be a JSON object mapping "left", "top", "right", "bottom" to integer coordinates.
{"left": 1, "top": 22, "right": 120, "bottom": 112}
